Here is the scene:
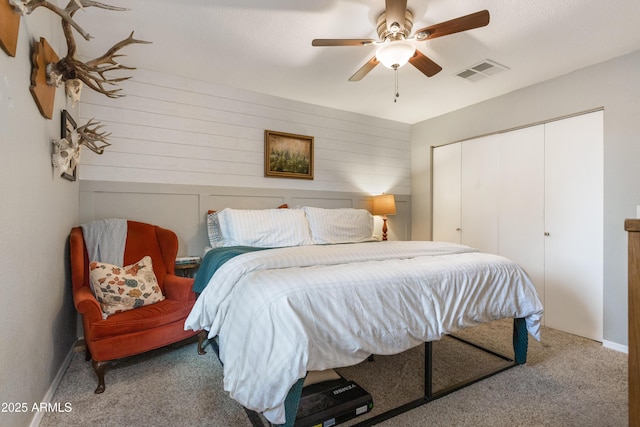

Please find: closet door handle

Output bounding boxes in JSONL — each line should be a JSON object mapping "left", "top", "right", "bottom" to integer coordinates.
{"left": 456, "top": 228, "right": 461, "bottom": 231}
{"left": 544, "top": 232, "right": 550, "bottom": 236}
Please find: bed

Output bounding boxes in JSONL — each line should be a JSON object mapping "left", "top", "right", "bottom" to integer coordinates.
{"left": 184, "top": 206, "right": 544, "bottom": 426}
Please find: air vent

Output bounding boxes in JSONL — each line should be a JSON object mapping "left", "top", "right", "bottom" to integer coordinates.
{"left": 456, "top": 59, "right": 509, "bottom": 82}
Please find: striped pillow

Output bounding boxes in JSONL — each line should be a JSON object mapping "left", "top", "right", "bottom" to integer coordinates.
{"left": 206, "top": 210, "right": 225, "bottom": 248}
{"left": 207, "top": 205, "right": 288, "bottom": 249}
{"left": 217, "top": 208, "right": 312, "bottom": 248}
{"left": 302, "top": 207, "right": 375, "bottom": 244}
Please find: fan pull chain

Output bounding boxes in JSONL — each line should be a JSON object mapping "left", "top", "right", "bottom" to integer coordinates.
{"left": 394, "top": 66, "right": 400, "bottom": 103}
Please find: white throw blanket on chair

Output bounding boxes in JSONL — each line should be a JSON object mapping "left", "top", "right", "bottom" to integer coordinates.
{"left": 81, "top": 218, "right": 127, "bottom": 265}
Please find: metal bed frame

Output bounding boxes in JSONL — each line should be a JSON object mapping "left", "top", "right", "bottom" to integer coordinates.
{"left": 349, "top": 317, "right": 528, "bottom": 427}
{"left": 235, "top": 317, "right": 529, "bottom": 427}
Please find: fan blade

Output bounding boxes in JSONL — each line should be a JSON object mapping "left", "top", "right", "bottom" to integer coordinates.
{"left": 312, "top": 39, "right": 376, "bottom": 47}
{"left": 349, "top": 56, "right": 379, "bottom": 81}
{"left": 414, "top": 10, "right": 490, "bottom": 41}
{"left": 385, "top": 0, "right": 408, "bottom": 33}
{"left": 409, "top": 50, "right": 442, "bottom": 77}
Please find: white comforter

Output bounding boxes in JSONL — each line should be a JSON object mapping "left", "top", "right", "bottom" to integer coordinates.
{"left": 184, "top": 241, "right": 543, "bottom": 425}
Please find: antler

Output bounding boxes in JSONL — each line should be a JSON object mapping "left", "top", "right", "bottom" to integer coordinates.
{"left": 51, "top": 25, "right": 151, "bottom": 98}
{"left": 75, "top": 118, "right": 111, "bottom": 154}
{"left": 10, "top": 0, "right": 128, "bottom": 41}
{"left": 42, "top": 1, "right": 151, "bottom": 99}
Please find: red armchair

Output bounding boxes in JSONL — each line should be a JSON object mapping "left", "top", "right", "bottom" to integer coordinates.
{"left": 70, "top": 220, "right": 204, "bottom": 393}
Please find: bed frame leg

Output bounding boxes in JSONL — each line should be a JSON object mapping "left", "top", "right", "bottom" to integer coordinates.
{"left": 425, "top": 341, "right": 433, "bottom": 398}
{"left": 513, "top": 317, "right": 528, "bottom": 365}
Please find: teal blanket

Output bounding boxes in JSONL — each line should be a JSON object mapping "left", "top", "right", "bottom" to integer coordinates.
{"left": 192, "top": 246, "right": 268, "bottom": 294}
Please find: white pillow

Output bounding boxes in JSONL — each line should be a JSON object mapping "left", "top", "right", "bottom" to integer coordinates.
{"left": 302, "top": 207, "right": 375, "bottom": 244}
{"left": 217, "top": 208, "right": 312, "bottom": 248}
{"left": 206, "top": 210, "right": 225, "bottom": 248}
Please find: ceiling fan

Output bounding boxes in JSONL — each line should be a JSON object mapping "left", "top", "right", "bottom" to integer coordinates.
{"left": 312, "top": 0, "right": 490, "bottom": 82}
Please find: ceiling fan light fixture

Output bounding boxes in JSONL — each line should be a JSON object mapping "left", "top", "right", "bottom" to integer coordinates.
{"left": 415, "top": 31, "right": 430, "bottom": 41}
{"left": 376, "top": 40, "right": 416, "bottom": 69}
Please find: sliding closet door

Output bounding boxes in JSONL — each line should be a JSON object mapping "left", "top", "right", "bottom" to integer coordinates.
{"left": 498, "top": 125, "right": 545, "bottom": 303}
{"left": 432, "top": 143, "right": 461, "bottom": 243}
{"left": 461, "top": 135, "right": 499, "bottom": 254}
{"left": 544, "top": 111, "right": 603, "bottom": 341}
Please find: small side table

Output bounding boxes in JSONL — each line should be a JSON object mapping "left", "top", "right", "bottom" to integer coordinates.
{"left": 175, "top": 259, "right": 201, "bottom": 278}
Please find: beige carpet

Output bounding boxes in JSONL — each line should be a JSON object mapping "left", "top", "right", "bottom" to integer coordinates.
{"left": 40, "top": 319, "right": 628, "bottom": 426}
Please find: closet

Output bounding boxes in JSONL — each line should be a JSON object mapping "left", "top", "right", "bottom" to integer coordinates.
{"left": 432, "top": 110, "right": 603, "bottom": 341}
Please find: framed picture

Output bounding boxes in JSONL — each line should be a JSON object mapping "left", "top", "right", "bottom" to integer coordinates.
{"left": 264, "top": 130, "right": 314, "bottom": 179}
{"left": 60, "top": 110, "right": 77, "bottom": 181}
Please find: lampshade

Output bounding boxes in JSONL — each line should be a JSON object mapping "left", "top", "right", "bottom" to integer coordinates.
{"left": 375, "top": 41, "right": 415, "bottom": 69}
{"left": 372, "top": 194, "right": 396, "bottom": 216}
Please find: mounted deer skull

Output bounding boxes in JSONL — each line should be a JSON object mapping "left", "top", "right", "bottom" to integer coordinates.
{"left": 11, "top": 0, "right": 151, "bottom": 101}
{"left": 52, "top": 131, "right": 80, "bottom": 175}
{"left": 65, "top": 78, "right": 83, "bottom": 106}
{"left": 10, "top": 0, "right": 126, "bottom": 41}
{"left": 51, "top": 116, "right": 110, "bottom": 175}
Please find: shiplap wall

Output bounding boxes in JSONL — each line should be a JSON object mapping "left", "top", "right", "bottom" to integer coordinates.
{"left": 77, "top": 68, "right": 411, "bottom": 195}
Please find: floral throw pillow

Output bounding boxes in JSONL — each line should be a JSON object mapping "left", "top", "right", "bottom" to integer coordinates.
{"left": 89, "top": 256, "right": 165, "bottom": 319}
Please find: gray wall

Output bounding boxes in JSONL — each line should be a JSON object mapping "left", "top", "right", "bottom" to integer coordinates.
{"left": 411, "top": 48, "right": 640, "bottom": 348}
{"left": 0, "top": 11, "right": 79, "bottom": 427}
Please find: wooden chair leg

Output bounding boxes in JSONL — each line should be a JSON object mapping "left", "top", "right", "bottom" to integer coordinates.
{"left": 91, "top": 360, "right": 108, "bottom": 394}
{"left": 197, "top": 330, "right": 207, "bottom": 355}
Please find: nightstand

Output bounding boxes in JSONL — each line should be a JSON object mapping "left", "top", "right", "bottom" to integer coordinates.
{"left": 175, "top": 257, "right": 201, "bottom": 278}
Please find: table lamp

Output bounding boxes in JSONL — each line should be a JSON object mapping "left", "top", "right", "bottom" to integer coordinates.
{"left": 372, "top": 194, "right": 396, "bottom": 241}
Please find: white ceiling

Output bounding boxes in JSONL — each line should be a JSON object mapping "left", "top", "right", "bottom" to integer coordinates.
{"left": 71, "top": 0, "right": 640, "bottom": 124}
